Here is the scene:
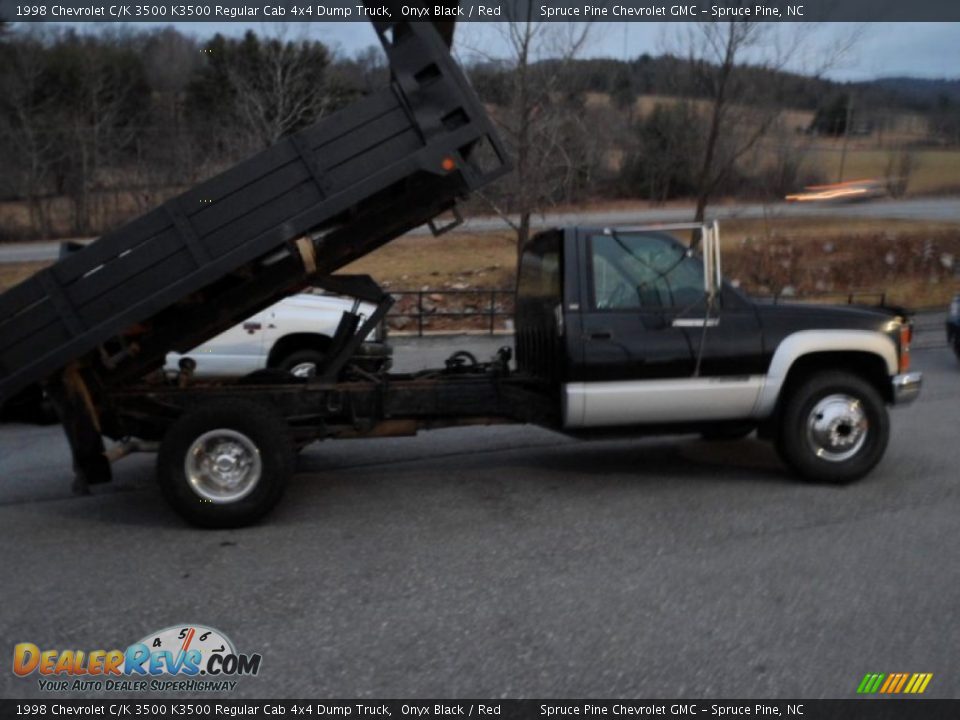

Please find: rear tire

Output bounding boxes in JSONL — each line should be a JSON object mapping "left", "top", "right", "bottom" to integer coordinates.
{"left": 776, "top": 371, "right": 889, "bottom": 485}
{"left": 277, "top": 349, "right": 326, "bottom": 379}
{"left": 157, "top": 399, "right": 294, "bottom": 528}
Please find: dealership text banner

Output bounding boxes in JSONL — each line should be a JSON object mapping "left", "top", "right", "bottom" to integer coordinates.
{"left": 3, "top": 0, "right": 960, "bottom": 23}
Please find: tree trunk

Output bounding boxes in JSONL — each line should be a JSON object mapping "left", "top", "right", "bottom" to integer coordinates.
{"left": 694, "top": 23, "right": 737, "bottom": 225}
{"left": 517, "top": 211, "right": 531, "bottom": 262}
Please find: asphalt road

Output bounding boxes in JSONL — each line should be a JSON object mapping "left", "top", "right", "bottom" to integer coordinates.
{"left": 1, "top": 196, "right": 958, "bottom": 263}
{"left": 455, "top": 196, "right": 960, "bottom": 233}
{"left": 0, "top": 341, "right": 958, "bottom": 700}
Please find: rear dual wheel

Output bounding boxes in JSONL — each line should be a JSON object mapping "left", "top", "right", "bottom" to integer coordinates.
{"left": 776, "top": 371, "right": 889, "bottom": 485}
{"left": 157, "top": 399, "right": 294, "bottom": 528}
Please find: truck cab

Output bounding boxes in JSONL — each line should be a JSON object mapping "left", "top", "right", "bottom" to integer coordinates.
{"left": 516, "top": 223, "right": 921, "bottom": 483}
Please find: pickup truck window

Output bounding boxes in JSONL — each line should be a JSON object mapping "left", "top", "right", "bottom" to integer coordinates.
{"left": 518, "top": 243, "right": 561, "bottom": 300}
{"left": 589, "top": 233, "right": 705, "bottom": 311}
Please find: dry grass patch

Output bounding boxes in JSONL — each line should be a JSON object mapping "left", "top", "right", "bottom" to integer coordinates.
{"left": 722, "top": 220, "right": 960, "bottom": 309}
{"left": 718, "top": 217, "right": 960, "bottom": 248}
{"left": 341, "top": 231, "right": 517, "bottom": 290}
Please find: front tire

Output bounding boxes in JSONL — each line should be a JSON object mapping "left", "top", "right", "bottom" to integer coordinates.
{"left": 776, "top": 371, "right": 889, "bottom": 485}
{"left": 157, "top": 399, "right": 294, "bottom": 528}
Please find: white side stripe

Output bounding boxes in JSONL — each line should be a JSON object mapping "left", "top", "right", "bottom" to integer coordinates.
{"left": 565, "top": 376, "right": 764, "bottom": 428}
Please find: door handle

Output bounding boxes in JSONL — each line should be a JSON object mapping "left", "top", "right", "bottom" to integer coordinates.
{"left": 588, "top": 331, "right": 613, "bottom": 340}
{"left": 243, "top": 322, "right": 262, "bottom": 334}
{"left": 671, "top": 318, "right": 719, "bottom": 328}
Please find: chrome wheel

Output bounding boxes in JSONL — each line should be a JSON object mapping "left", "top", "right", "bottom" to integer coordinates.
{"left": 289, "top": 362, "right": 317, "bottom": 378}
{"left": 185, "top": 429, "right": 262, "bottom": 503}
{"left": 805, "top": 394, "right": 868, "bottom": 463}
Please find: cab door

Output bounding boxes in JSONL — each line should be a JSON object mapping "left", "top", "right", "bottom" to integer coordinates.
{"left": 576, "top": 230, "right": 698, "bottom": 382}
{"left": 566, "top": 229, "right": 762, "bottom": 428}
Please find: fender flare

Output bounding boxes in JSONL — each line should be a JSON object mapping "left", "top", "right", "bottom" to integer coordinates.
{"left": 753, "top": 330, "right": 898, "bottom": 418}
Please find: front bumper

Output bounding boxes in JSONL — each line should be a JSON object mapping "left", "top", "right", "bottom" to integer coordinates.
{"left": 892, "top": 372, "right": 922, "bottom": 405}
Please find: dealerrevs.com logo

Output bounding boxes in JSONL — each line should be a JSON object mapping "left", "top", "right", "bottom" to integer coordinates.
{"left": 13, "top": 624, "right": 262, "bottom": 693}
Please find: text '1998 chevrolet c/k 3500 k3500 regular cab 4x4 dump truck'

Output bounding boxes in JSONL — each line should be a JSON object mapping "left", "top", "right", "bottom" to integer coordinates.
{"left": 0, "top": 14, "right": 921, "bottom": 527}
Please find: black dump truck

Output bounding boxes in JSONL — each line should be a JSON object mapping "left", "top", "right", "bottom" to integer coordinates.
{"left": 0, "top": 17, "right": 921, "bottom": 527}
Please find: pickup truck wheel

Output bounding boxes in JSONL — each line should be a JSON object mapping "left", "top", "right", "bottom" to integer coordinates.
{"left": 157, "top": 400, "right": 294, "bottom": 528}
{"left": 278, "top": 349, "right": 325, "bottom": 379}
{"left": 777, "top": 371, "right": 889, "bottom": 484}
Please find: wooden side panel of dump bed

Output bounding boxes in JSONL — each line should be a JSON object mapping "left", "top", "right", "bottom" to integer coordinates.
{"left": 0, "top": 19, "right": 509, "bottom": 403}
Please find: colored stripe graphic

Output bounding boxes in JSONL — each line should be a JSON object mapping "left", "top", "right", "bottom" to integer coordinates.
{"left": 857, "top": 673, "right": 885, "bottom": 694}
{"left": 857, "top": 673, "right": 932, "bottom": 694}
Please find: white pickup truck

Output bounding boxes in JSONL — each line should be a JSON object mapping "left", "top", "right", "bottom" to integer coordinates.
{"left": 2, "top": 292, "right": 380, "bottom": 424}
{"left": 165, "top": 293, "right": 381, "bottom": 378}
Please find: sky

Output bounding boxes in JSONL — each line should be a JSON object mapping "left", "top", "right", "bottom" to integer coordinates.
{"left": 45, "top": 21, "right": 960, "bottom": 81}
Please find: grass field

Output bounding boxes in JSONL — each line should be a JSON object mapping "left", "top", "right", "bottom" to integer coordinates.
{"left": 604, "top": 93, "right": 957, "bottom": 195}
{"left": 803, "top": 147, "right": 960, "bottom": 195}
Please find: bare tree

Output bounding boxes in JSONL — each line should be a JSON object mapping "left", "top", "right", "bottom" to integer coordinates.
{"left": 61, "top": 31, "right": 146, "bottom": 234}
{"left": 884, "top": 148, "right": 919, "bottom": 198}
{"left": 340, "top": 44, "right": 388, "bottom": 95}
{"left": 131, "top": 28, "right": 200, "bottom": 210}
{"left": 226, "top": 27, "right": 334, "bottom": 149}
{"left": 669, "top": 20, "right": 859, "bottom": 223}
{"left": 620, "top": 100, "right": 704, "bottom": 203}
{"left": 757, "top": 114, "right": 823, "bottom": 199}
{"left": 0, "top": 30, "right": 59, "bottom": 238}
{"left": 462, "top": 10, "right": 591, "bottom": 251}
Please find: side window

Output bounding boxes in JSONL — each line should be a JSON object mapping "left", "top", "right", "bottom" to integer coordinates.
{"left": 589, "top": 233, "right": 705, "bottom": 311}
{"left": 518, "top": 236, "right": 561, "bottom": 301}
{"left": 592, "top": 252, "right": 634, "bottom": 309}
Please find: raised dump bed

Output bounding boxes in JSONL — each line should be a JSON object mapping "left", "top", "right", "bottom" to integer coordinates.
{"left": 0, "top": 19, "right": 508, "bottom": 404}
